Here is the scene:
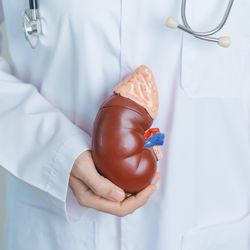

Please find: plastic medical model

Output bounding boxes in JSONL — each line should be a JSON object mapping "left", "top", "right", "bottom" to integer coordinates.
{"left": 92, "top": 65, "right": 165, "bottom": 193}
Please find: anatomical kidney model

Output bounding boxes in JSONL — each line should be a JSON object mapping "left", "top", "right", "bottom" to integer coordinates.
{"left": 92, "top": 65, "right": 165, "bottom": 194}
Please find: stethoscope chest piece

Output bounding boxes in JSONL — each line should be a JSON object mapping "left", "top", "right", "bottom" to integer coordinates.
{"left": 23, "top": 8, "right": 41, "bottom": 49}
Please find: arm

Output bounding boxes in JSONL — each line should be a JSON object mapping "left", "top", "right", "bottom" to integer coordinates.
{"left": 0, "top": 5, "right": 90, "bottom": 218}
{"left": 0, "top": 3, "right": 159, "bottom": 219}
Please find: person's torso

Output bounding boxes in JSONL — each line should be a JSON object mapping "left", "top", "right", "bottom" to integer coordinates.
{"left": 2, "top": 0, "right": 250, "bottom": 249}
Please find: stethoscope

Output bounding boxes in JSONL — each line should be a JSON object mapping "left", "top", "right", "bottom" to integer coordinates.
{"left": 166, "top": 0, "right": 235, "bottom": 48}
{"left": 23, "top": 0, "right": 41, "bottom": 49}
{"left": 23, "top": 0, "right": 234, "bottom": 49}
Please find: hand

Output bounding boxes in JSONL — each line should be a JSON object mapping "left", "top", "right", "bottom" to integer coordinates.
{"left": 69, "top": 150, "right": 160, "bottom": 216}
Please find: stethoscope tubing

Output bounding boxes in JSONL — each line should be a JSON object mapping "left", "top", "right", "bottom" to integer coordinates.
{"left": 165, "top": 0, "right": 234, "bottom": 47}
{"left": 24, "top": 0, "right": 235, "bottom": 48}
{"left": 29, "top": 0, "right": 38, "bottom": 10}
{"left": 180, "top": 0, "right": 234, "bottom": 42}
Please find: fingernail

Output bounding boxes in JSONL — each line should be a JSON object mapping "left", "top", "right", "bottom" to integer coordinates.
{"left": 108, "top": 189, "right": 125, "bottom": 202}
{"left": 151, "top": 175, "right": 160, "bottom": 185}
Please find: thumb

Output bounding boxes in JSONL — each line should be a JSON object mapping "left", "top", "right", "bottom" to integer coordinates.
{"left": 89, "top": 175, "right": 126, "bottom": 202}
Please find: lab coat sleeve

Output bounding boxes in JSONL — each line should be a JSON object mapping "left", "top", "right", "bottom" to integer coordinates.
{"left": 0, "top": 64, "right": 92, "bottom": 221}
{"left": 0, "top": 14, "right": 91, "bottom": 221}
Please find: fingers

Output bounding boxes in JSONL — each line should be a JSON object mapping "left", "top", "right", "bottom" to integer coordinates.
{"left": 69, "top": 176, "right": 89, "bottom": 205}
{"left": 88, "top": 175, "right": 125, "bottom": 202}
{"left": 71, "top": 150, "right": 160, "bottom": 216}
{"left": 116, "top": 184, "right": 156, "bottom": 216}
{"left": 153, "top": 146, "right": 163, "bottom": 161}
{"left": 69, "top": 176, "right": 157, "bottom": 217}
{"left": 151, "top": 171, "right": 160, "bottom": 185}
{"left": 72, "top": 150, "right": 125, "bottom": 202}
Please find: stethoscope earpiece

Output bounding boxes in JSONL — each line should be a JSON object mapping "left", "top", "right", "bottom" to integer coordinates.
{"left": 165, "top": 17, "right": 179, "bottom": 29}
{"left": 218, "top": 36, "right": 231, "bottom": 48}
{"left": 165, "top": 0, "right": 234, "bottom": 48}
{"left": 22, "top": 0, "right": 233, "bottom": 49}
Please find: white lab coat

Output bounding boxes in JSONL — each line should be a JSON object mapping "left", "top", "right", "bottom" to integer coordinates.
{"left": 1, "top": 0, "right": 250, "bottom": 249}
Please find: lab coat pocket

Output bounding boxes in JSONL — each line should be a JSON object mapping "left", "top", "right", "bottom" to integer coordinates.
{"left": 180, "top": 0, "right": 250, "bottom": 98}
{"left": 181, "top": 214, "right": 250, "bottom": 250}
